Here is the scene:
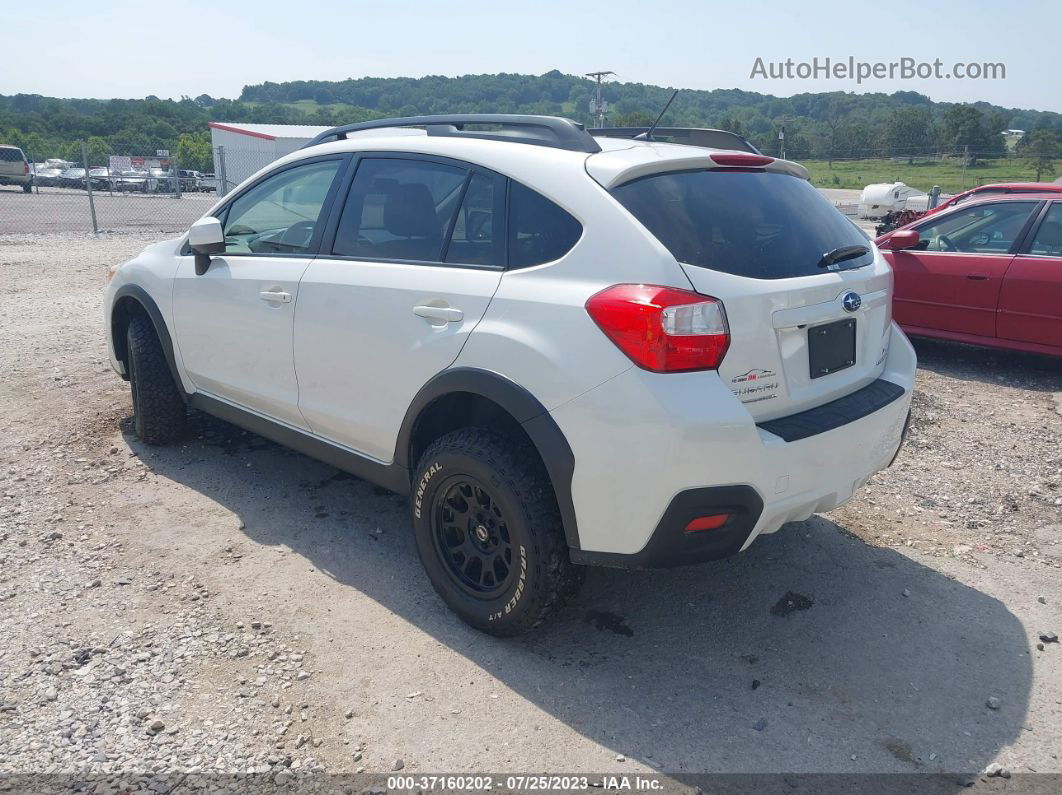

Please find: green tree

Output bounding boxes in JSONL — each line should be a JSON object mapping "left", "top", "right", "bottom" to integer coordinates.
{"left": 881, "top": 107, "right": 932, "bottom": 163}
{"left": 941, "top": 105, "right": 1005, "bottom": 164}
{"left": 175, "top": 131, "right": 212, "bottom": 172}
{"left": 83, "top": 136, "right": 113, "bottom": 167}
{"left": 1018, "top": 129, "right": 1059, "bottom": 181}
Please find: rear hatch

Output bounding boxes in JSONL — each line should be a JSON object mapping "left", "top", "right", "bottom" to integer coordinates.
{"left": 607, "top": 163, "right": 892, "bottom": 421}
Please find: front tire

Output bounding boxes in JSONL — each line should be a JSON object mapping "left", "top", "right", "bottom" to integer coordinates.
{"left": 412, "top": 428, "right": 582, "bottom": 636}
{"left": 126, "top": 315, "right": 186, "bottom": 444}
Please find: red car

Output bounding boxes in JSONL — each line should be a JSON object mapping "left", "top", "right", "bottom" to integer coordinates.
{"left": 922, "top": 182, "right": 1062, "bottom": 218}
{"left": 876, "top": 193, "right": 1062, "bottom": 357}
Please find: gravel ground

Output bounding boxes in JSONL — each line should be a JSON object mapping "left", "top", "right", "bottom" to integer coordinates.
{"left": 0, "top": 188, "right": 214, "bottom": 234}
{"left": 0, "top": 233, "right": 1060, "bottom": 788}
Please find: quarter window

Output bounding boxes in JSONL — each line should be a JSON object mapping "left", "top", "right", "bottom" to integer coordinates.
{"left": 221, "top": 160, "right": 341, "bottom": 255}
{"left": 508, "top": 182, "right": 582, "bottom": 267}
{"left": 333, "top": 158, "right": 467, "bottom": 262}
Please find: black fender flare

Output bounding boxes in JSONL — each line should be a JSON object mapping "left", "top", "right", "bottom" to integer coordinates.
{"left": 395, "top": 368, "right": 581, "bottom": 551}
{"left": 111, "top": 284, "right": 189, "bottom": 402}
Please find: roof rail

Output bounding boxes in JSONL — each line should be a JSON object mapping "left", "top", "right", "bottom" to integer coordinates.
{"left": 302, "top": 114, "right": 601, "bottom": 153}
{"left": 589, "top": 127, "right": 762, "bottom": 155}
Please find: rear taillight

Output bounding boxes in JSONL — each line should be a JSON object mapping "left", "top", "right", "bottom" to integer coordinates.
{"left": 585, "top": 284, "right": 729, "bottom": 372}
{"left": 23, "top": 162, "right": 30, "bottom": 175}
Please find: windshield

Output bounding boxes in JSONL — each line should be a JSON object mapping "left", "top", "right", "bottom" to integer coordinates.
{"left": 612, "top": 169, "right": 872, "bottom": 279}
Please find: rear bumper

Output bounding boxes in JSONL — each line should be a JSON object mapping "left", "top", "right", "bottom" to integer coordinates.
{"left": 570, "top": 485, "right": 764, "bottom": 568}
{"left": 553, "top": 323, "right": 916, "bottom": 566}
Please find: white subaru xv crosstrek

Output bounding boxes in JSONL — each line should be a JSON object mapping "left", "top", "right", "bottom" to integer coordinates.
{"left": 104, "top": 115, "right": 916, "bottom": 636}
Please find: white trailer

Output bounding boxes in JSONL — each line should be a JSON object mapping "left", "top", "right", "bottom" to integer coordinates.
{"left": 858, "top": 182, "right": 926, "bottom": 219}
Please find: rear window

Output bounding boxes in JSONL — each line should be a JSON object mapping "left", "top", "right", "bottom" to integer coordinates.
{"left": 612, "top": 170, "right": 872, "bottom": 279}
{"left": 0, "top": 147, "right": 26, "bottom": 162}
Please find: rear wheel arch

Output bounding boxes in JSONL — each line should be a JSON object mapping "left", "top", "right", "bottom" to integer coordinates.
{"left": 111, "top": 285, "right": 187, "bottom": 401}
{"left": 397, "top": 368, "right": 581, "bottom": 551}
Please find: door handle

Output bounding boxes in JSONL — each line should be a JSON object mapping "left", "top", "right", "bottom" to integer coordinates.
{"left": 259, "top": 290, "right": 292, "bottom": 303}
{"left": 413, "top": 305, "right": 463, "bottom": 323}
{"left": 966, "top": 273, "right": 989, "bottom": 281}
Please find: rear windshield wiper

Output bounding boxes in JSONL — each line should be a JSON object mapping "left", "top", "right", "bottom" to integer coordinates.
{"left": 818, "top": 244, "right": 869, "bottom": 268}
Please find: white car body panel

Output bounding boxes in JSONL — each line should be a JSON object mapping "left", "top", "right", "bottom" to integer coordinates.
{"left": 550, "top": 324, "right": 915, "bottom": 555}
{"left": 172, "top": 252, "right": 313, "bottom": 429}
{"left": 294, "top": 259, "right": 502, "bottom": 461}
{"left": 678, "top": 252, "right": 894, "bottom": 421}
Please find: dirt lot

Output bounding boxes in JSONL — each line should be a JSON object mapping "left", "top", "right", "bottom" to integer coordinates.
{"left": 0, "top": 233, "right": 1060, "bottom": 786}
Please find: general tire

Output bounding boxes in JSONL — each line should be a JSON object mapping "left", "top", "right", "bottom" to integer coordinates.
{"left": 126, "top": 314, "right": 186, "bottom": 444}
{"left": 412, "top": 428, "right": 583, "bottom": 636}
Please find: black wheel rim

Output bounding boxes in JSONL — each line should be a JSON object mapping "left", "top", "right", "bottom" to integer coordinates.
{"left": 431, "top": 475, "right": 514, "bottom": 599}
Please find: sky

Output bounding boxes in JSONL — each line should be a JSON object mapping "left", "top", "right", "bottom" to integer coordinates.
{"left": 6, "top": 0, "right": 1060, "bottom": 112}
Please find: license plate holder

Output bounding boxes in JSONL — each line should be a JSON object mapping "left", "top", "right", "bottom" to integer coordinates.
{"left": 808, "top": 318, "right": 856, "bottom": 378}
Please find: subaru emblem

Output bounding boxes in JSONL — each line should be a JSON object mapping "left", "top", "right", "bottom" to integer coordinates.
{"left": 842, "top": 292, "right": 862, "bottom": 312}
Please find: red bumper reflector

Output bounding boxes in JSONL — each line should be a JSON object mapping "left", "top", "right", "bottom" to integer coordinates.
{"left": 684, "top": 514, "right": 730, "bottom": 533}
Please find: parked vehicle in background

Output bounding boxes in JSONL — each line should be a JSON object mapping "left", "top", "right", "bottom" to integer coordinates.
{"left": 88, "top": 167, "right": 112, "bottom": 190}
{"left": 30, "top": 164, "right": 63, "bottom": 188}
{"left": 921, "top": 182, "right": 1062, "bottom": 219}
{"left": 149, "top": 167, "right": 180, "bottom": 193}
{"left": 197, "top": 173, "right": 218, "bottom": 192}
{"left": 104, "top": 114, "right": 916, "bottom": 635}
{"left": 178, "top": 170, "right": 202, "bottom": 192}
{"left": 113, "top": 170, "right": 152, "bottom": 193}
{"left": 58, "top": 167, "right": 87, "bottom": 189}
{"left": 877, "top": 194, "right": 1062, "bottom": 357}
{"left": 0, "top": 145, "right": 33, "bottom": 192}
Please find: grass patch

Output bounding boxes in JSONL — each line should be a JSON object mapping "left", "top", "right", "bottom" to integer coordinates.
{"left": 802, "top": 157, "right": 1056, "bottom": 193}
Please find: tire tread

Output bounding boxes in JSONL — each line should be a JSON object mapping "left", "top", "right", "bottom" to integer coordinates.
{"left": 416, "top": 427, "right": 582, "bottom": 636}
{"left": 126, "top": 314, "right": 186, "bottom": 444}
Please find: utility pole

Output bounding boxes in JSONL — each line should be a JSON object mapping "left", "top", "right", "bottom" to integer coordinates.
{"left": 585, "top": 70, "right": 615, "bottom": 128}
{"left": 777, "top": 116, "right": 794, "bottom": 161}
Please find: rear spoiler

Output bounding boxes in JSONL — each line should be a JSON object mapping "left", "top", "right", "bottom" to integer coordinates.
{"left": 588, "top": 127, "right": 761, "bottom": 154}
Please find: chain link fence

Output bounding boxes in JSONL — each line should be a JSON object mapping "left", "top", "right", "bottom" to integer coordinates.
{"left": 0, "top": 144, "right": 276, "bottom": 235}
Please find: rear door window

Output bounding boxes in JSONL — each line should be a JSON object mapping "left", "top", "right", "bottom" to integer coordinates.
{"left": 333, "top": 158, "right": 467, "bottom": 262}
{"left": 1026, "top": 203, "right": 1062, "bottom": 256}
{"left": 508, "top": 182, "right": 582, "bottom": 267}
{"left": 444, "top": 172, "right": 502, "bottom": 266}
{"left": 612, "top": 169, "right": 872, "bottom": 279}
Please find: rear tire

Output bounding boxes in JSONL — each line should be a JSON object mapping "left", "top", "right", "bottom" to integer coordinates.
{"left": 126, "top": 314, "right": 186, "bottom": 444}
{"left": 412, "top": 428, "right": 583, "bottom": 636}
{"left": 22, "top": 182, "right": 32, "bottom": 193}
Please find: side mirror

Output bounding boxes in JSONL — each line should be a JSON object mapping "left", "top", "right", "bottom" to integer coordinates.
{"left": 189, "top": 217, "right": 225, "bottom": 275}
{"left": 884, "top": 229, "right": 920, "bottom": 251}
